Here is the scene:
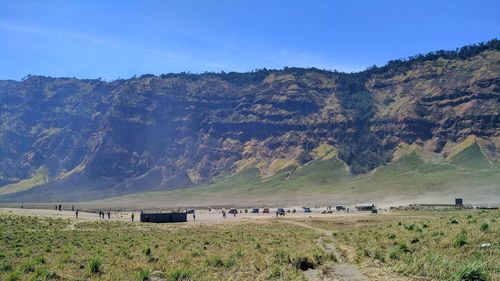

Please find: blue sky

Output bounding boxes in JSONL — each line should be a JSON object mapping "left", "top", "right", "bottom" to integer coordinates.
{"left": 1, "top": 0, "right": 499, "bottom": 80}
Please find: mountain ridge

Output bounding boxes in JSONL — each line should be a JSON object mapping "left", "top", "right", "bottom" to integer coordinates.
{"left": 0, "top": 39, "right": 499, "bottom": 202}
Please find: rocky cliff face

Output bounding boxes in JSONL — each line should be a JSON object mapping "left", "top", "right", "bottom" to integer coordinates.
{"left": 1, "top": 41, "right": 499, "bottom": 201}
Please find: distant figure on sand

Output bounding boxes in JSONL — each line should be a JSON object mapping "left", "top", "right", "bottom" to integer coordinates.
{"left": 107, "top": 211, "right": 110, "bottom": 219}
{"left": 276, "top": 211, "right": 279, "bottom": 218}
{"left": 131, "top": 213, "right": 135, "bottom": 222}
{"left": 58, "top": 204, "right": 62, "bottom": 211}
{"left": 75, "top": 210, "right": 79, "bottom": 218}
{"left": 222, "top": 210, "right": 226, "bottom": 218}
{"left": 193, "top": 213, "right": 196, "bottom": 221}
{"left": 20, "top": 202, "right": 23, "bottom": 209}
{"left": 98, "top": 211, "right": 102, "bottom": 219}
{"left": 72, "top": 205, "right": 74, "bottom": 211}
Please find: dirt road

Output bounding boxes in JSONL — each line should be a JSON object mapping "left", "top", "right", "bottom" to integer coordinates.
{"left": 0, "top": 207, "right": 376, "bottom": 224}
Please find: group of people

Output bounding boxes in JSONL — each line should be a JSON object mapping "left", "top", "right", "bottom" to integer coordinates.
{"left": 98, "top": 210, "right": 111, "bottom": 219}
{"left": 53, "top": 204, "right": 77, "bottom": 212}
{"left": 75, "top": 210, "right": 135, "bottom": 221}
{"left": 52, "top": 203, "right": 81, "bottom": 218}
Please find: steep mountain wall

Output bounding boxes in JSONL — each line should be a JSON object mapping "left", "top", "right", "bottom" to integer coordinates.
{"left": 0, "top": 41, "right": 499, "bottom": 201}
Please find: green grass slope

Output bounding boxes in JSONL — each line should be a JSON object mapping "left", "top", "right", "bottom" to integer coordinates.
{"left": 0, "top": 167, "right": 48, "bottom": 195}
{"left": 449, "top": 142, "right": 492, "bottom": 170}
{"left": 100, "top": 157, "right": 351, "bottom": 206}
{"left": 346, "top": 151, "right": 499, "bottom": 197}
{"left": 98, "top": 152, "right": 500, "bottom": 207}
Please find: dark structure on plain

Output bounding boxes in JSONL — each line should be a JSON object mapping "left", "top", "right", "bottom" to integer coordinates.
{"left": 455, "top": 198, "right": 463, "bottom": 206}
{"left": 140, "top": 212, "right": 187, "bottom": 223}
{"left": 355, "top": 203, "right": 375, "bottom": 212}
{"left": 336, "top": 205, "right": 346, "bottom": 211}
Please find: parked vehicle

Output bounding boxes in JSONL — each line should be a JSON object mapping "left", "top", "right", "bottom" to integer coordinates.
{"left": 251, "top": 208, "right": 259, "bottom": 213}
{"left": 186, "top": 209, "right": 195, "bottom": 214}
{"left": 263, "top": 208, "right": 270, "bottom": 213}
{"left": 277, "top": 208, "right": 285, "bottom": 216}
{"left": 228, "top": 208, "right": 238, "bottom": 214}
{"left": 303, "top": 207, "right": 312, "bottom": 213}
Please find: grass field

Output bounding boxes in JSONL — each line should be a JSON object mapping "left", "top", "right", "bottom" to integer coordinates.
{"left": 0, "top": 213, "right": 325, "bottom": 280}
{"left": 0, "top": 209, "right": 498, "bottom": 281}
{"left": 297, "top": 210, "right": 500, "bottom": 281}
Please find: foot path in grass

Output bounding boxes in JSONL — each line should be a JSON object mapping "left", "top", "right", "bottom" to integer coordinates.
{"left": 281, "top": 219, "right": 423, "bottom": 281}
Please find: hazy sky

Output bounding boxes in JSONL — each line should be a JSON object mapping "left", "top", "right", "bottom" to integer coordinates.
{"left": 1, "top": 0, "right": 499, "bottom": 80}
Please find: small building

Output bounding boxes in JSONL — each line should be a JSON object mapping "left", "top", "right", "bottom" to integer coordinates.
{"left": 140, "top": 212, "right": 187, "bottom": 223}
{"left": 355, "top": 203, "right": 375, "bottom": 212}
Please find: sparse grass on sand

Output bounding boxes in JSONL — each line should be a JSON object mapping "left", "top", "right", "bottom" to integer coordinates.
{"left": 297, "top": 210, "right": 499, "bottom": 281}
{"left": 0, "top": 210, "right": 498, "bottom": 280}
{"left": 0, "top": 214, "right": 325, "bottom": 280}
